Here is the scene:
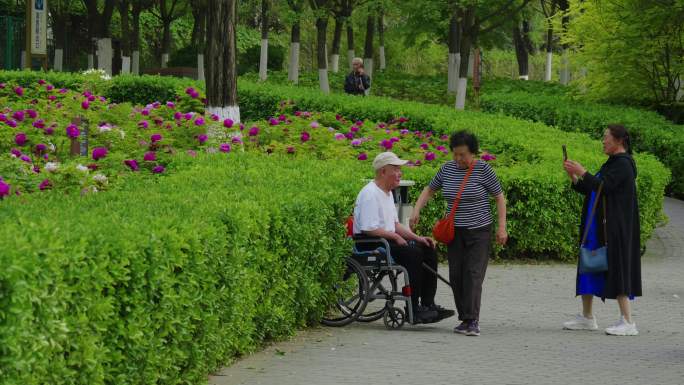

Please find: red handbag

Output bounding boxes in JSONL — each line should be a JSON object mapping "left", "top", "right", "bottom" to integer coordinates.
{"left": 432, "top": 161, "right": 475, "bottom": 244}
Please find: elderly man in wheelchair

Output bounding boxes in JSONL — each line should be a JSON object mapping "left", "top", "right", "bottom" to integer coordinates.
{"left": 351, "top": 152, "right": 455, "bottom": 325}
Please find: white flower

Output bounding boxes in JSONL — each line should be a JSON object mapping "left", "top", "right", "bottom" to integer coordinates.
{"left": 76, "top": 164, "right": 89, "bottom": 172}
{"left": 48, "top": 142, "right": 56, "bottom": 152}
{"left": 93, "top": 174, "right": 108, "bottom": 184}
{"left": 119, "top": 129, "right": 125, "bottom": 139}
{"left": 45, "top": 162, "right": 59, "bottom": 172}
{"left": 98, "top": 123, "right": 112, "bottom": 133}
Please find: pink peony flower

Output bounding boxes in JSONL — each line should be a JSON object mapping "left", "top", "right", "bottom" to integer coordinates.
{"left": 59, "top": 88, "right": 67, "bottom": 94}
{"left": 300, "top": 131, "right": 311, "bottom": 143}
{"left": 231, "top": 136, "right": 243, "bottom": 144}
{"left": 10, "top": 148, "right": 22, "bottom": 157}
{"left": 425, "top": 152, "right": 436, "bottom": 161}
{"left": 350, "top": 126, "right": 359, "bottom": 133}
{"left": 380, "top": 140, "right": 393, "bottom": 150}
{"left": 219, "top": 143, "right": 231, "bottom": 153}
{"left": 420, "top": 143, "right": 429, "bottom": 150}
{"left": 194, "top": 117, "right": 205, "bottom": 126}
{"left": 81, "top": 100, "right": 90, "bottom": 110}
{"left": 38, "top": 79, "right": 46, "bottom": 85}
{"left": 223, "top": 118, "right": 234, "bottom": 128}
{"left": 87, "top": 95, "right": 96, "bottom": 102}
{"left": 151, "top": 134, "right": 162, "bottom": 143}
{"left": 310, "top": 121, "right": 320, "bottom": 129}
{"left": 26, "top": 109, "right": 37, "bottom": 119}
{"left": 48, "top": 95, "right": 57, "bottom": 101}
{"left": 334, "top": 133, "right": 346, "bottom": 140}
{"left": 351, "top": 139, "right": 362, "bottom": 147}
{"left": 166, "top": 101, "right": 176, "bottom": 108}
{"left": 278, "top": 114, "right": 287, "bottom": 122}
{"left": 152, "top": 165, "right": 165, "bottom": 174}
{"left": 138, "top": 120, "right": 149, "bottom": 129}
{"left": 269, "top": 117, "right": 279, "bottom": 126}
{"left": 14, "top": 86, "right": 23, "bottom": 96}
{"left": 0, "top": 180, "right": 10, "bottom": 198}
{"left": 46, "top": 84, "right": 54, "bottom": 91}
{"left": 20, "top": 155, "right": 31, "bottom": 163}
{"left": 92, "top": 147, "right": 108, "bottom": 160}
{"left": 481, "top": 153, "right": 496, "bottom": 162}
{"left": 6, "top": 119, "right": 17, "bottom": 128}
{"left": 173, "top": 112, "right": 182, "bottom": 120}
{"left": 45, "top": 126, "right": 55, "bottom": 135}
{"left": 15, "top": 133, "right": 27, "bottom": 146}
{"left": 248, "top": 126, "right": 260, "bottom": 136}
{"left": 286, "top": 146, "right": 295, "bottom": 154}
{"left": 198, "top": 134, "right": 208, "bottom": 144}
{"left": 32, "top": 119, "right": 45, "bottom": 129}
{"left": 35, "top": 143, "right": 47, "bottom": 153}
{"left": 390, "top": 137, "right": 400, "bottom": 143}
{"left": 66, "top": 124, "right": 80, "bottom": 138}
{"left": 141, "top": 109, "right": 150, "bottom": 116}
{"left": 184, "top": 112, "right": 193, "bottom": 120}
{"left": 143, "top": 151, "right": 156, "bottom": 161}
{"left": 39, "top": 179, "right": 51, "bottom": 190}
{"left": 358, "top": 152, "right": 368, "bottom": 161}
{"left": 0, "top": 113, "right": 5, "bottom": 122}
{"left": 124, "top": 159, "right": 139, "bottom": 171}
{"left": 211, "top": 114, "right": 219, "bottom": 121}
{"left": 12, "top": 111, "right": 25, "bottom": 122}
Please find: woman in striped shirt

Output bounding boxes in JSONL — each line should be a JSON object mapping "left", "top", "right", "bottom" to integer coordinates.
{"left": 410, "top": 131, "right": 508, "bottom": 336}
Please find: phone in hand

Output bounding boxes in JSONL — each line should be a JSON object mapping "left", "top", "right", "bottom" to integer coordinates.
{"left": 562, "top": 144, "right": 568, "bottom": 161}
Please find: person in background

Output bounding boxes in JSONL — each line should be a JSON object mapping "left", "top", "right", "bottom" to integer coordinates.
{"left": 562, "top": 124, "right": 642, "bottom": 336}
{"left": 344, "top": 57, "right": 371, "bottom": 96}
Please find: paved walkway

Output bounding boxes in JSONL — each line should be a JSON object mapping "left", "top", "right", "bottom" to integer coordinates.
{"left": 210, "top": 198, "right": 684, "bottom": 385}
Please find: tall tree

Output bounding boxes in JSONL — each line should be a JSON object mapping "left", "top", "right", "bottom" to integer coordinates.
{"left": 118, "top": 0, "right": 131, "bottom": 73}
{"left": 310, "top": 0, "right": 332, "bottom": 93}
{"left": 131, "top": 0, "right": 153, "bottom": 74}
{"left": 206, "top": 0, "right": 240, "bottom": 125}
{"left": 541, "top": 0, "right": 559, "bottom": 82}
{"left": 83, "top": 0, "right": 117, "bottom": 74}
{"left": 259, "top": 0, "right": 270, "bottom": 80}
{"left": 190, "top": 0, "right": 208, "bottom": 81}
{"left": 49, "top": 0, "right": 80, "bottom": 71}
{"left": 557, "top": 0, "right": 570, "bottom": 84}
{"left": 377, "top": 10, "right": 386, "bottom": 70}
{"left": 152, "top": 0, "right": 187, "bottom": 68}
{"left": 286, "top": 0, "right": 305, "bottom": 83}
{"left": 330, "top": 0, "right": 358, "bottom": 72}
{"left": 512, "top": 19, "right": 534, "bottom": 80}
{"left": 330, "top": 13, "right": 344, "bottom": 72}
{"left": 447, "top": 9, "right": 460, "bottom": 93}
{"left": 363, "top": 14, "right": 374, "bottom": 78}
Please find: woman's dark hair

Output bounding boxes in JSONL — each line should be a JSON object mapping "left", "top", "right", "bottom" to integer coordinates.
{"left": 607, "top": 124, "right": 632, "bottom": 154}
{"left": 449, "top": 130, "right": 479, "bottom": 154}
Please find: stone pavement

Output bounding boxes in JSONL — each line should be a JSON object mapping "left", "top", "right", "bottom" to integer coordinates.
{"left": 210, "top": 198, "right": 684, "bottom": 385}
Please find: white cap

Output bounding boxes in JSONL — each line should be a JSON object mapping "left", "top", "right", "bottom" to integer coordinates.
{"left": 372, "top": 152, "right": 408, "bottom": 170}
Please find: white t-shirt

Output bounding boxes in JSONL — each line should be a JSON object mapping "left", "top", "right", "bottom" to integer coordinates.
{"left": 353, "top": 181, "right": 398, "bottom": 235}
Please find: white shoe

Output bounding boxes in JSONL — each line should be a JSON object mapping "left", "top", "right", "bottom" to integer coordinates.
{"left": 605, "top": 317, "right": 638, "bottom": 336}
{"left": 563, "top": 314, "right": 598, "bottom": 331}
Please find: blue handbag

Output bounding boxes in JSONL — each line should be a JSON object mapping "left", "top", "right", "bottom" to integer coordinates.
{"left": 579, "top": 182, "right": 609, "bottom": 274}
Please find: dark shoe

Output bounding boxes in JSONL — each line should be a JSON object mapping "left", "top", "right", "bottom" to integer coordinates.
{"left": 412, "top": 307, "right": 438, "bottom": 324}
{"left": 427, "top": 304, "right": 456, "bottom": 319}
{"left": 465, "top": 320, "right": 481, "bottom": 336}
{"left": 453, "top": 321, "right": 469, "bottom": 334}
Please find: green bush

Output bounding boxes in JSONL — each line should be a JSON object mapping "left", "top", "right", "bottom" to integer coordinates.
{"left": 0, "top": 153, "right": 359, "bottom": 385}
{"left": 480, "top": 91, "right": 684, "bottom": 198}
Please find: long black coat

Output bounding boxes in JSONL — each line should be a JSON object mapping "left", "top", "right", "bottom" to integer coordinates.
{"left": 572, "top": 153, "right": 642, "bottom": 299}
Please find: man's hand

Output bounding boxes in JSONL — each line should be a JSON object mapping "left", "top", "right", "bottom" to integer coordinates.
{"left": 409, "top": 212, "right": 420, "bottom": 231}
{"left": 496, "top": 227, "right": 508, "bottom": 246}
{"left": 394, "top": 233, "right": 408, "bottom": 246}
{"left": 418, "top": 236, "right": 436, "bottom": 249}
{"left": 357, "top": 68, "right": 364, "bottom": 75}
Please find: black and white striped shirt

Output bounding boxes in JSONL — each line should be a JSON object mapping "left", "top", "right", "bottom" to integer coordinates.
{"left": 429, "top": 160, "right": 503, "bottom": 229}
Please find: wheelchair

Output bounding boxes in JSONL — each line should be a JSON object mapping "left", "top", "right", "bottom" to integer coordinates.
{"left": 321, "top": 236, "right": 416, "bottom": 329}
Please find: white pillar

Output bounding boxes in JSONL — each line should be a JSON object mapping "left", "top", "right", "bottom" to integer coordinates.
{"left": 132, "top": 50, "right": 140, "bottom": 75}
{"left": 206, "top": 106, "right": 241, "bottom": 138}
{"left": 455, "top": 77, "right": 468, "bottom": 110}
{"left": 197, "top": 54, "right": 205, "bottom": 82}
{"left": 259, "top": 39, "right": 268, "bottom": 81}
{"left": 331, "top": 54, "right": 339, "bottom": 73}
{"left": 288, "top": 42, "right": 300, "bottom": 83}
{"left": 97, "top": 38, "right": 113, "bottom": 75}
{"left": 319, "top": 69, "right": 330, "bottom": 94}
{"left": 379, "top": 46, "right": 386, "bottom": 70}
{"left": 121, "top": 56, "right": 131, "bottom": 74}
{"left": 53, "top": 49, "right": 63, "bottom": 71}
{"left": 161, "top": 53, "right": 169, "bottom": 68}
{"left": 347, "top": 50, "right": 355, "bottom": 71}
{"left": 363, "top": 58, "right": 373, "bottom": 79}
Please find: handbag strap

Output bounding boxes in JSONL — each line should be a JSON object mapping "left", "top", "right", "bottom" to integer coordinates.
{"left": 446, "top": 161, "right": 476, "bottom": 220}
{"left": 580, "top": 182, "right": 605, "bottom": 246}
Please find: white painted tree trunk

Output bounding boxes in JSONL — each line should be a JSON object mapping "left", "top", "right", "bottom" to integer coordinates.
{"left": 161, "top": 53, "right": 169, "bottom": 68}
{"left": 121, "top": 56, "right": 131, "bottom": 74}
{"left": 331, "top": 54, "right": 339, "bottom": 73}
{"left": 348, "top": 50, "right": 355, "bottom": 71}
{"left": 519, "top": 75, "right": 529, "bottom": 80}
{"left": 54, "top": 49, "right": 63, "bottom": 71}
{"left": 87, "top": 53, "right": 94, "bottom": 69}
{"left": 197, "top": 54, "right": 205, "bottom": 82}
{"left": 288, "top": 42, "right": 300, "bottom": 83}
{"left": 97, "top": 38, "right": 113, "bottom": 75}
{"left": 560, "top": 50, "right": 570, "bottom": 85}
{"left": 545, "top": 52, "right": 553, "bottom": 82}
{"left": 21, "top": 51, "right": 26, "bottom": 69}
{"left": 379, "top": 46, "right": 386, "bottom": 70}
{"left": 259, "top": 39, "right": 268, "bottom": 81}
{"left": 206, "top": 106, "right": 241, "bottom": 138}
{"left": 676, "top": 79, "right": 683, "bottom": 101}
{"left": 363, "top": 58, "right": 373, "bottom": 79}
{"left": 455, "top": 77, "right": 468, "bottom": 110}
{"left": 132, "top": 50, "right": 140, "bottom": 75}
{"left": 319, "top": 69, "right": 330, "bottom": 94}
{"left": 447, "top": 53, "right": 460, "bottom": 93}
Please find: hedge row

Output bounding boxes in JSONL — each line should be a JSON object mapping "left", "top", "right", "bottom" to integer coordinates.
{"left": 480, "top": 91, "right": 684, "bottom": 198}
{"left": 0, "top": 153, "right": 359, "bottom": 385}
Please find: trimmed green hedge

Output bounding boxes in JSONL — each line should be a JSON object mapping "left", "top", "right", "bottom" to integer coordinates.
{"left": 0, "top": 153, "right": 359, "bottom": 385}
{"left": 481, "top": 91, "right": 684, "bottom": 198}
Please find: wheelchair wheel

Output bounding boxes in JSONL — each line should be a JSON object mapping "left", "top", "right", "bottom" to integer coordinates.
{"left": 357, "top": 270, "right": 398, "bottom": 323}
{"left": 321, "top": 258, "right": 369, "bottom": 327}
{"left": 383, "top": 306, "right": 405, "bottom": 329}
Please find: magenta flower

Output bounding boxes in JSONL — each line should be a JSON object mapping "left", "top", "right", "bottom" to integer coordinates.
{"left": 33, "top": 166, "right": 41, "bottom": 174}
{"left": 239, "top": 123, "right": 245, "bottom": 131}
{"left": 46, "top": 84, "right": 54, "bottom": 91}
{"left": 138, "top": 120, "right": 149, "bottom": 129}
{"left": 0, "top": 180, "right": 10, "bottom": 198}
{"left": 59, "top": 88, "right": 67, "bottom": 94}
{"left": 425, "top": 152, "right": 436, "bottom": 161}
{"left": 10, "top": 148, "right": 22, "bottom": 157}
{"left": 0, "top": 113, "right": 5, "bottom": 122}
{"left": 420, "top": 143, "right": 429, "bottom": 150}
{"left": 335, "top": 114, "right": 342, "bottom": 120}
{"left": 198, "top": 134, "right": 208, "bottom": 144}
{"left": 166, "top": 101, "right": 176, "bottom": 109}
{"left": 0, "top": 83, "right": 5, "bottom": 89}
{"left": 194, "top": 117, "right": 205, "bottom": 126}
{"left": 310, "top": 121, "right": 320, "bottom": 129}
{"left": 6, "top": 119, "right": 17, "bottom": 128}
{"left": 248, "top": 126, "right": 260, "bottom": 136}
{"left": 48, "top": 95, "right": 57, "bottom": 101}
{"left": 380, "top": 140, "right": 393, "bottom": 150}
{"left": 355, "top": 120, "right": 364, "bottom": 126}
{"left": 269, "top": 117, "right": 279, "bottom": 126}
{"left": 300, "top": 131, "right": 311, "bottom": 143}
{"left": 35, "top": 143, "right": 47, "bottom": 153}
{"left": 211, "top": 114, "right": 219, "bottom": 121}
{"left": 141, "top": 109, "right": 150, "bottom": 116}
{"left": 334, "top": 133, "right": 346, "bottom": 140}
{"left": 481, "top": 153, "right": 496, "bottom": 161}
{"left": 152, "top": 165, "right": 165, "bottom": 174}
{"left": 187, "top": 150, "right": 197, "bottom": 157}
{"left": 124, "top": 159, "right": 139, "bottom": 171}
{"left": 12, "top": 111, "right": 25, "bottom": 121}
{"left": 350, "top": 126, "right": 359, "bottom": 133}
{"left": 92, "top": 147, "right": 108, "bottom": 160}
{"left": 38, "top": 79, "right": 46, "bottom": 85}
{"left": 173, "top": 111, "right": 182, "bottom": 120}
{"left": 26, "top": 109, "right": 37, "bottom": 119}
{"left": 151, "top": 134, "right": 162, "bottom": 143}
{"left": 399, "top": 117, "right": 408, "bottom": 123}
{"left": 15, "top": 133, "right": 27, "bottom": 146}
{"left": 20, "top": 155, "right": 31, "bottom": 163}
{"left": 81, "top": 100, "right": 90, "bottom": 110}
{"left": 440, "top": 134, "right": 449, "bottom": 141}
{"left": 66, "top": 124, "right": 80, "bottom": 138}
{"left": 45, "top": 126, "right": 55, "bottom": 135}
{"left": 87, "top": 95, "right": 96, "bottom": 102}
{"left": 143, "top": 151, "right": 156, "bottom": 161}
{"left": 39, "top": 179, "right": 51, "bottom": 190}
{"left": 185, "top": 87, "right": 196, "bottom": 96}
{"left": 278, "top": 114, "right": 287, "bottom": 122}
{"left": 294, "top": 111, "right": 302, "bottom": 117}
{"left": 223, "top": 119, "right": 234, "bottom": 128}
{"left": 358, "top": 152, "right": 368, "bottom": 161}
{"left": 390, "top": 137, "right": 400, "bottom": 143}
{"left": 286, "top": 146, "right": 295, "bottom": 154}
{"left": 184, "top": 112, "right": 193, "bottom": 120}
{"left": 219, "top": 143, "right": 231, "bottom": 153}
{"left": 14, "top": 86, "right": 23, "bottom": 96}
{"left": 344, "top": 132, "right": 354, "bottom": 140}
{"left": 231, "top": 136, "right": 243, "bottom": 144}
{"left": 32, "top": 119, "right": 45, "bottom": 129}
{"left": 351, "top": 139, "right": 362, "bottom": 147}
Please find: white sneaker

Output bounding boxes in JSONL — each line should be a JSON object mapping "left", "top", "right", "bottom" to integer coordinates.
{"left": 605, "top": 317, "right": 638, "bottom": 336}
{"left": 563, "top": 314, "right": 598, "bottom": 331}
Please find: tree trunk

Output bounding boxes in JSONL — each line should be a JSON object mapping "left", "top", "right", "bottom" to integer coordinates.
{"left": 331, "top": 17, "right": 343, "bottom": 73}
{"left": 347, "top": 23, "right": 355, "bottom": 71}
{"left": 513, "top": 22, "right": 530, "bottom": 80}
{"left": 119, "top": 0, "right": 131, "bottom": 74}
{"left": 259, "top": 0, "right": 269, "bottom": 81}
{"left": 545, "top": 25, "right": 553, "bottom": 82}
{"left": 447, "top": 12, "right": 460, "bottom": 93}
{"left": 288, "top": 21, "right": 301, "bottom": 83}
{"left": 162, "top": 21, "right": 171, "bottom": 68}
{"left": 206, "top": 0, "right": 240, "bottom": 127}
{"left": 363, "top": 15, "right": 374, "bottom": 78}
{"left": 132, "top": 2, "right": 142, "bottom": 74}
{"left": 559, "top": 0, "right": 570, "bottom": 85}
{"left": 455, "top": 8, "right": 476, "bottom": 111}
{"left": 378, "top": 13, "right": 385, "bottom": 70}
{"left": 316, "top": 17, "right": 330, "bottom": 94}
{"left": 52, "top": 14, "right": 67, "bottom": 71}
{"left": 97, "top": 0, "right": 116, "bottom": 75}
{"left": 191, "top": 1, "right": 207, "bottom": 81}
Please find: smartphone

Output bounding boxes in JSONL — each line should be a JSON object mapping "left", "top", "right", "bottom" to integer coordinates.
{"left": 562, "top": 145, "right": 568, "bottom": 161}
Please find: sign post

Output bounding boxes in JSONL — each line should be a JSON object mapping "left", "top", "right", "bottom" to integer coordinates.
{"left": 25, "top": 0, "right": 48, "bottom": 70}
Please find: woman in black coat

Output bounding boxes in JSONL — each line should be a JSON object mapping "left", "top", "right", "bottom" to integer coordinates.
{"left": 562, "top": 124, "right": 641, "bottom": 336}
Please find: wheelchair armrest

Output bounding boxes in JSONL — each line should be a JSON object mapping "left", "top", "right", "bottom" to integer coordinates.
{"left": 352, "top": 237, "right": 391, "bottom": 252}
